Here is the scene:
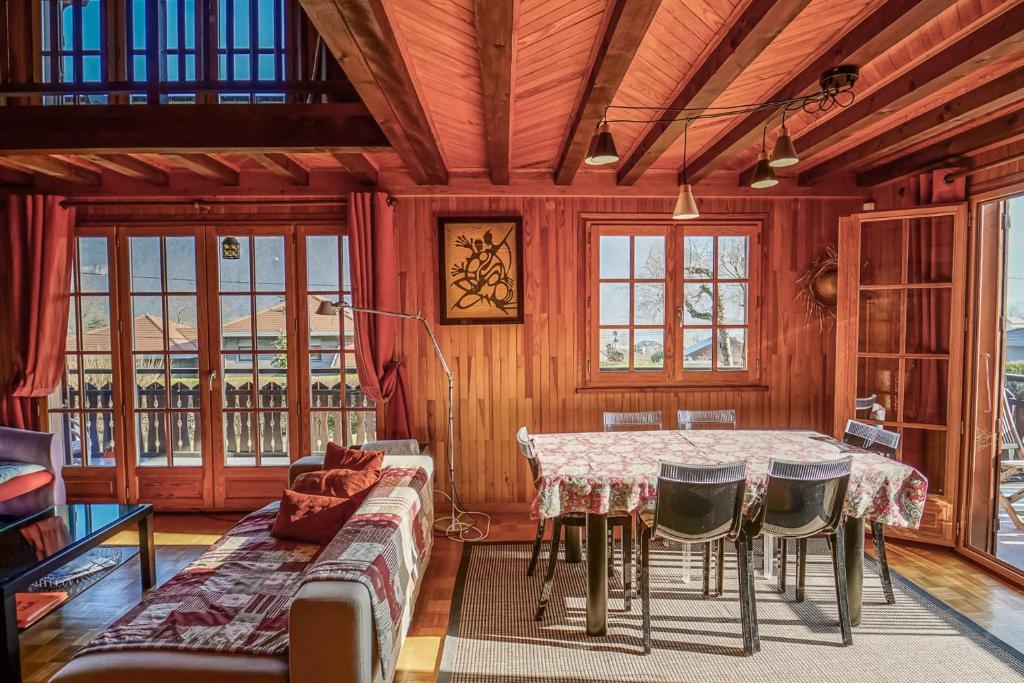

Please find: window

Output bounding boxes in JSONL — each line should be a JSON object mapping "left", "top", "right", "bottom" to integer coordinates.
{"left": 586, "top": 219, "right": 761, "bottom": 387}
{"left": 217, "top": 0, "right": 287, "bottom": 103}
{"left": 304, "top": 233, "right": 377, "bottom": 451}
{"left": 49, "top": 236, "right": 117, "bottom": 466}
{"left": 125, "top": 0, "right": 200, "bottom": 103}
{"left": 38, "top": 0, "right": 107, "bottom": 104}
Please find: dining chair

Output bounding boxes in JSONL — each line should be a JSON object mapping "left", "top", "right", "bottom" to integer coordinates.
{"left": 637, "top": 461, "right": 757, "bottom": 655}
{"left": 746, "top": 457, "right": 854, "bottom": 647}
{"left": 998, "top": 389, "right": 1024, "bottom": 530}
{"left": 517, "top": 427, "right": 635, "bottom": 618}
{"left": 603, "top": 410, "right": 663, "bottom": 431}
{"left": 855, "top": 394, "right": 878, "bottom": 419}
{"left": 676, "top": 408, "right": 737, "bottom": 430}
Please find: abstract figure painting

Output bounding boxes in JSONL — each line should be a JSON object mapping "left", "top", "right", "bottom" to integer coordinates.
{"left": 437, "top": 216, "right": 524, "bottom": 325}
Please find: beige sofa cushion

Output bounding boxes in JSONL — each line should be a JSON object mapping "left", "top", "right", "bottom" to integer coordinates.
{"left": 50, "top": 651, "right": 288, "bottom": 683}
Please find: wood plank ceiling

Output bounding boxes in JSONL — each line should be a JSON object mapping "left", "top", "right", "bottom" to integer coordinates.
{"left": 5, "top": 0, "right": 1023, "bottom": 191}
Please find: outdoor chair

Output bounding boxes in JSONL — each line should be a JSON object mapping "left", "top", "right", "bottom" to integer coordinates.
{"left": 676, "top": 409, "right": 737, "bottom": 430}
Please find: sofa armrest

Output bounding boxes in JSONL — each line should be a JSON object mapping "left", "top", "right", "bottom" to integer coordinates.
{"left": 0, "top": 426, "right": 64, "bottom": 505}
{"left": 289, "top": 581, "right": 380, "bottom": 683}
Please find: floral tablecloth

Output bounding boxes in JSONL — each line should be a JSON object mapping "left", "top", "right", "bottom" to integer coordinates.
{"left": 529, "top": 430, "right": 928, "bottom": 529}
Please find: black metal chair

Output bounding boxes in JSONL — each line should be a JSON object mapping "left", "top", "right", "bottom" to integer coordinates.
{"left": 637, "top": 461, "right": 756, "bottom": 655}
{"left": 746, "top": 457, "right": 854, "bottom": 647}
{"left": 516, "top": 427, "right": 634, "bottom": 618}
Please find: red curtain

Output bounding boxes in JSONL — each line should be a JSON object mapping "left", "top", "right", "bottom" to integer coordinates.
{"left": 0, "top": 195, "right": 76, "bottom": 430}
{"left": 348, "top": 192, "right": 413, "bottom": 439}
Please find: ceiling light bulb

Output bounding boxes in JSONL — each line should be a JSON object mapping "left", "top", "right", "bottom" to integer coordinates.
{"left": 585, "top": 121, "right": 619, "bottom": 165}
{"left": 672, "top": 184, "right": 700, "bottom": 220}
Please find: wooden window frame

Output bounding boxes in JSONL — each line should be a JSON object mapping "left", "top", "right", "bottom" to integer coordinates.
{"left": 583, "top": 215, "right": 763, "bottom": 389}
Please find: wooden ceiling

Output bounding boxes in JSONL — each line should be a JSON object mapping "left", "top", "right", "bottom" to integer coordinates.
{"left": 2, "top": 0, "right": 1022, "bottom": 193}
{"left": 297, "top": 0, "right": 1024, "bottom": 191}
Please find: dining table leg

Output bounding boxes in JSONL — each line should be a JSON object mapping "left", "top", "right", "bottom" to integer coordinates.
{"left": 564, "top": 526, "right": 583, "bottom": 563}
{"left": 844, "top": 516, "right": 864, "bottom": 627}
{"left": 585, "top": 512, "right": 608, "bottom": 636}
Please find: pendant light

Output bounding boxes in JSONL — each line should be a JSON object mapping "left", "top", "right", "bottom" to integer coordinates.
{"left": 769, "top": 110, "right": 799, "bottom": 168}
{"left": 585, "top": 118, "right": 619, "bottom": 166}
{"left": 750, "top": 123, "right": 779, "bottom": 189}
{"left": 673, "top": 120, "right": 699, "bottom": 219}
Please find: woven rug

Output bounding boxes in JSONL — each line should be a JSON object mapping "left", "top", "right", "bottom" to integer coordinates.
{"left": 438, "top": 540, "right": 1024, "bottom": 682}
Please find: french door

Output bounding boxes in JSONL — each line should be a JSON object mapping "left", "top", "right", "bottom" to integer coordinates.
{"left": 834, "top": 204, "right": 968, "bottom": 545}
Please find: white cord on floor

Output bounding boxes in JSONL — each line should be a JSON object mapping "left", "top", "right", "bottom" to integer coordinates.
{"left": 433, "top": 488, "right": 490, "bottom": 542}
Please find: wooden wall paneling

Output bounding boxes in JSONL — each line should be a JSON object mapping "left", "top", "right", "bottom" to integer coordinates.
{"left": 394, "top": 193, "right": 859, "bottom": 505}
{"left": 615, "top": 0, "right": 811, "bottom": 186}
{"left": 683, "top": 0, "right": 960, "bottom": 184}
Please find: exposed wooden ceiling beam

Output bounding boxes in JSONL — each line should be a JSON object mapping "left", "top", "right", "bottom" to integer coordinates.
{"left": 553, "top": 0, "right": 662, "bottom": 186}
{"left": 0, "top": 164, "right": 32, "bottom": 186}
{"left": 473, "top": 0, "right": 517, "bottom": 185}
{"left": 250, "top": 152, "right": 310, "bottom": 185}
{"left": 333, "top": 152, "right": 379, "bottom": 185}
{"left": 798, "top": 67, "right": 1024, "bottom": 185}
{"left": 298, "top": 0, "right": 448, "bottom": 185}
{"left": 0, "top": 104, "right": 389, "bottom": 154}
{"left": 2, "top": 156, "right": 100, "bottom": 186}
{"left": 166, "top": 154, "right": 239, "bottom": 185}
{"left": 683, "top": 0, "right": 959, "bottom": 184}
{"left": 745, "top": 1, "right": 1024, "bottom": 181}
{"left": 83, "top": 154, "right": 169, "bottom": 185}
{"left": 616, "top": 0, "right": 810, "bottom": 186}
{"left": 857, "top": 109, "right": 1024, "bottom": 186}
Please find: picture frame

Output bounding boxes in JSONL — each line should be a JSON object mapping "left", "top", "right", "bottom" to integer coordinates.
{"left": 437, "top": 216, "right": 524, "bottom": 325}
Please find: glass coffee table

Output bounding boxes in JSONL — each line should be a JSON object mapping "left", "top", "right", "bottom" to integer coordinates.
{"left": 0, "top": 503, "right": 154, "bottom": 683}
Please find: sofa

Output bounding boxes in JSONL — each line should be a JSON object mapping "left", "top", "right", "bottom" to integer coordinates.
{"left": 0, "top": 426, "right": 64, "bottom": 517}
{"left": 51, "top": 440, "right": 433, "bottom": 683}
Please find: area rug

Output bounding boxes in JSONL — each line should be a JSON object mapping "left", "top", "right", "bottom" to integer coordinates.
{"left": 438, "top": 540, "right": 1024, "bottom": 682}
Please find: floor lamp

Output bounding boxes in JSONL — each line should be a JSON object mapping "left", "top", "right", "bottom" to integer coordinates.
{"left": 316, "top": 299, "right": 489, "bottom": 541}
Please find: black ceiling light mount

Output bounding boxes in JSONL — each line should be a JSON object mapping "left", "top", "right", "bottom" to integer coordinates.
{"left": 819, "top": 65, "right": 860, "bottom": 94}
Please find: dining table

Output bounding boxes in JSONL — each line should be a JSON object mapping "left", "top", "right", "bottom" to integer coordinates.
{"left": 528, "top": 429, "right": 929, "bottom": 637}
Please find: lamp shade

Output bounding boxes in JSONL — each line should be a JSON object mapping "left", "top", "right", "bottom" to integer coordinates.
{"left": 315, "top": 300, "right": 338, "bottom": 316}
{"left": 585, "top": 122, "right": 619, "bottom": 165}
{"left": 672, "top": 183, "right": 700, "bottom": 220}
{"left": 769, "top": 125, "right": 799, "bottom": 167}
{"left": 750, "top": 151, "right": 779, "bottom": 189}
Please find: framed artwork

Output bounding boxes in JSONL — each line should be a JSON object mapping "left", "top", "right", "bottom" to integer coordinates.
{"left": 437, "top": 216, "right": 524, "bottom": 325}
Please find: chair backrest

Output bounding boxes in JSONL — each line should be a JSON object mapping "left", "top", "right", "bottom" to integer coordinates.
{"left": 676, "top": 409, "right": 736, "bottom": 430}
{"left": 1001, "top": 389, "right": 1024, "bottom": 452}
{"left": 603, "top": 411, "right": 663, "bottom": 432}
{"left": 516, "top": 426, "right": 540, "bottom": 480}
{"left": 653, "top": 461, "right": 747, "bottom": 544}
{"left": 842, "top": 420, "right": 900, "bottom": 459}
{"left": 855, "top": 394, "right": 877, "bottom": 417}
{"left": 749, "top": 457, "right": 853, "bottom": 539}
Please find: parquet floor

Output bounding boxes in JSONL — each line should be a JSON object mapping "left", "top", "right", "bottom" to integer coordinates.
{"left": 19, "top": 512, "right": 1024, "bottom": 683}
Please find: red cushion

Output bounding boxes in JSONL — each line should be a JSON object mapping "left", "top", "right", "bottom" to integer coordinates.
{"left": 292, "top": 468, "right": 381, "bottom": 503}
{"left": 323, "top": 442, "right": 384, "bottom": 471}
{"left": 270, "top": 489, "right": 361, "bottom": 545}
{"left": 0, "top": 470, "right": 53, "bottom": 503}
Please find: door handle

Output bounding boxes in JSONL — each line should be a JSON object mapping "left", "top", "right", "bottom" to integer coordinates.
{"left": 207, "top": 369, "right": 218, "bottom": 392}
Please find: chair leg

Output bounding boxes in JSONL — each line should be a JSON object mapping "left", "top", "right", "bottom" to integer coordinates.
{"left": 745, "top": 535, "right": 761, "bottom": 653}
{"left": 778, "top": 538, "right": 788, "bottom": 594}
{"left": 872, "top": 522, "right": 896, "bottom": 605}
{"left": 702, "top": 542, "right": 712, "bottom": 597}
{"left": 830, "top": 525, "right": 854, "bottom": 646}
{"left": 735, "top": 537, "right": 755, "bottom": 656}
{"left": 608, "top": 527, "right": 616, "bottom": 576}
{"left": 716, "top": 539, "right": 725, "bottom": 597}
{"left": 527, "top": 519, "right": 546, "bottom": 577}
{"left": 641, "top": 527, "right": 652, "bottom": 654}
{"left": 623, "top": 518, "right": 633, "bottom": 610}
{"left": 535, "top": 520, "right": 562, "bottom": 621}
{"left": 795, "top": 538, "right": 808, "bottom": 603}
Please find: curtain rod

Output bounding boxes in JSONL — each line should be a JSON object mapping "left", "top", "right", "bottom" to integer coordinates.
{"left": 48, "top": 196, "right": 398, "bottom": 209}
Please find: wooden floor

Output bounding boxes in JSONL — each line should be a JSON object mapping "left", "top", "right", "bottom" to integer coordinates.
{"left": 19, "top": 512, "right": 1024, "bottom": 683}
